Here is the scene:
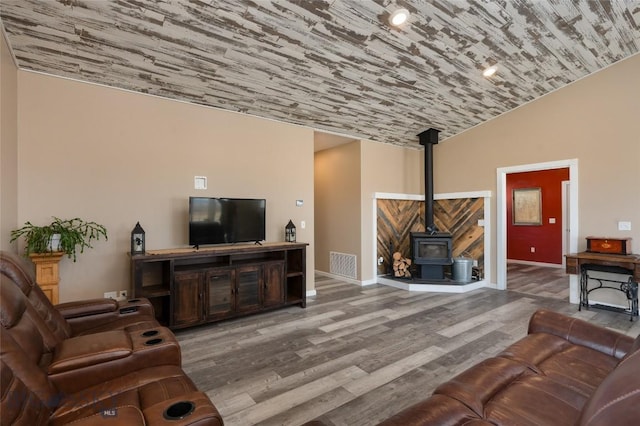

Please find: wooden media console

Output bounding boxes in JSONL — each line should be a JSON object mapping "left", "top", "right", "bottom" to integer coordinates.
{"left": 131, "top": 242, "right": 307, "bottom": 329}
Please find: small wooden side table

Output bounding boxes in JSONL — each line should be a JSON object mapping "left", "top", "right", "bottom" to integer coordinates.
{"left": 566, "top": 251, "right": 640, "bottom": 320}
{"left": 29, "top": 252, "right": 64, "bottom": 304}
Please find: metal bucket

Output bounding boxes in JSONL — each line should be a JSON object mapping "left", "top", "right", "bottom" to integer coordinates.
{"left": 452, "top": 257, "right": 473, "bottom": 283}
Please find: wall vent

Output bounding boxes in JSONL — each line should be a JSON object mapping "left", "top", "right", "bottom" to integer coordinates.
{"left": 329, "top": 251, "right": 357, "bottom": 279}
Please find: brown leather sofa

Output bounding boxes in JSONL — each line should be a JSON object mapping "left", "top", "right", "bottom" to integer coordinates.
{"left": 309, "top": 309, "right": 640, "bottom": 426}
{"left": 1, "top": 250, "right": 223, "bottom": 425}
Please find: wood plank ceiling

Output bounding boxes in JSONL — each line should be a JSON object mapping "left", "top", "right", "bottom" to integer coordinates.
{"left": 1, "top": 0, "right": 639, "bottom": 148}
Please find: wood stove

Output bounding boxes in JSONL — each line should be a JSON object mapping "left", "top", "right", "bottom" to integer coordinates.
{"left": 411, "top": 128, "right": 453, "bottom": 280}
{"left": 411, "top": 232, "right": 452, "bottom": 280}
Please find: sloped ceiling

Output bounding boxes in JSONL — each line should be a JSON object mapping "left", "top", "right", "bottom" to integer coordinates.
{"left": 2, "top": 0, "right": 639, "bottom": 148}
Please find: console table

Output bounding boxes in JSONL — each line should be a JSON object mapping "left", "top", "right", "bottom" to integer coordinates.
{"left": 566, "top": 252, "right": 640, "bottom": 320}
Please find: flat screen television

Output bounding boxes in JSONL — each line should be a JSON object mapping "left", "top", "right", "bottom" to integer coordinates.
{"left": 189, "top": 197, "right": 266, "bottom": 247}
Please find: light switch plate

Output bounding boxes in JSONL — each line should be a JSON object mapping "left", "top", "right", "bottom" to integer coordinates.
{"left": 618, "top": 221, "right": 632, "bottom": 231}
{"left": 194, "top": 176, "right": 207, "bottom": 190}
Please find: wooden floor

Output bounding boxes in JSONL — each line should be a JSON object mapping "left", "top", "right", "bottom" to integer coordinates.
{"left": 176, "top": 264, "right": 639, "bottom": 426}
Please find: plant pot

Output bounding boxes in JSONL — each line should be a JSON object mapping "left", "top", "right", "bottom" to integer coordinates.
{"left": 48, "top": 234, "right": 62, "bottom": 252}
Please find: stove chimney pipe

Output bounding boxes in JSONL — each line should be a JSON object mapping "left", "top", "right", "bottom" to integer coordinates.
{"left": 417, "top": 128, "right": 440, "bottom": 234}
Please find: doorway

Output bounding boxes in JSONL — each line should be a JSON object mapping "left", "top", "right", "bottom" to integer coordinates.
{"left": 496, "top": 159, "right": 579, "bottom": 293}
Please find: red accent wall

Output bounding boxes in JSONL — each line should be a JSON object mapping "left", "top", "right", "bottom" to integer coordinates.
{"left": 507, "top": 168, "right": 569, "bottom": 264}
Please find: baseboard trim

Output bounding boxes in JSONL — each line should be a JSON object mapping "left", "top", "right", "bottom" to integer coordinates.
{"left": 314, "top": 270, "right": 376, "bottom": 286}
{"left": 507, "top": 259, "right": 563, "bottom": 268}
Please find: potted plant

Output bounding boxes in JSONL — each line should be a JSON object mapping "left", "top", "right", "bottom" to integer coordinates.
{"left": 10, "top": 217, "right": 108, "bottom": 262}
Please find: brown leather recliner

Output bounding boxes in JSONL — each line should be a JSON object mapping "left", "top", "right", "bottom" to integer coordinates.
{"left": 0, "top": 250, "right": 159, "bottom": 336}
{"left": 1, "top": 331, "right": 222, "bottom": 425}
{"left": 0, "top": 252, "right": 223, "bottom": 425}
{"left": 0, "top": 275, "right": 181, "bottom": 392}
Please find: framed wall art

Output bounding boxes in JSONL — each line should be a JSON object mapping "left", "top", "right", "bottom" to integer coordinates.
{"left": 512, "top": 187, "right": 542, "bottom": 225}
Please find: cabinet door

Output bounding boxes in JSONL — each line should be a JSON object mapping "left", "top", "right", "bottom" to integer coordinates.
{"left": 173, "top": 271, "right": 203, "bottom": 327}
{"left": 263, "top": 261, "right": 284, "bottom": 308}
{"left": 235, "top": 265, "right": 262, "bottom": 313}
{"left": 205, "top": 268, "right": 235, "bottom": 321}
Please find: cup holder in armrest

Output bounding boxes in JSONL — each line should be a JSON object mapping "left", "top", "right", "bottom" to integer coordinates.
{"left": 119, "top": 306, "right": 139, "bottom": 314}
{"left": 145, "top": 338, "right": 164, "bottom": 346}
{"left": 127, "top": 298, "right": 141, "bottom": 303}
{"left": 141, "top": 330, "right": 159, "bottom": 337}
{"left": 163, "top": 401, "right": 195, "bottom": 420}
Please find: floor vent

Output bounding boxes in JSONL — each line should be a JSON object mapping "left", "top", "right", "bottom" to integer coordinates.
{"left": 330, "top": 252, "right": 357, "bottom": 279}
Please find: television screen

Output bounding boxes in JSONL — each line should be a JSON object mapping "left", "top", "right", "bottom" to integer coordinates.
{"left": 189, "top": 197, "right": 266, "bottom": 247}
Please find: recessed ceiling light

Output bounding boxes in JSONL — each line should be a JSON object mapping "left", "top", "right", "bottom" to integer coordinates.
{"left": 483, "top": 65, "right": 498, "bottom": 78}
{"left": 389, "top": 8, "right": 410, "bottom": 27}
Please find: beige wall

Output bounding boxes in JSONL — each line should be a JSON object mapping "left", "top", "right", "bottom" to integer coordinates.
{"left": 360, "top": 141, "right": 423, "bottom": 282}
{"left": 321, "top": 53, "right": 640, "bottom": 286}
{"left": 314, "top": 139, "right": 424, "bottom": 282}
{"left": 9, "top": 47, "right": 639, "bottom": 297}
{"left": 314, "top": 141, "right": 361, "bottom": 277}
{"left": 16, "top": 71, "right": 315, "bottom": 301}
{"left": 1, "top": 31, "right": 18, "bottom": 252}
{"left": 434, "top": 53, "right": 640, "bottom": 283}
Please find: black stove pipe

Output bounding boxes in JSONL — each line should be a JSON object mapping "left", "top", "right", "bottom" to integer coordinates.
{"left": 417, "top": 128, "right": 440, "bottom": 234}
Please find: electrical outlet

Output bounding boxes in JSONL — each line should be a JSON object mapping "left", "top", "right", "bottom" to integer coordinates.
{"left": 378, "top": 256, "right": 384, "bottom": 265}
{"left": 104, "top": 291, "right": 117, "bottom": 299}
{"left": 530, "top": 247, "right": 536, "bottom": 253}
{"left": 119, "top": 290, "right": 128, "bottom": 299}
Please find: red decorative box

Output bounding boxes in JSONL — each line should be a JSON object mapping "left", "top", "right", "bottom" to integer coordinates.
{"left": 586, "top": 237, "right": 632, "bottom": 255}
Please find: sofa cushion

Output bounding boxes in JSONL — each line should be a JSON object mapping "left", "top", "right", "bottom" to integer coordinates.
{"left": 433, "top": 357, "right": 533, "bottom": 416}
{"left": 378, "top": 394, "right": 491, "bottom": 426}
{"left": 430, "top": 354, "right": 595, "bottom": 425}
{"left": 499, "top": 332, "right": 620, "bottom": 396}
{"left": 482, "top": 374, "right": 587, "bottom": 425}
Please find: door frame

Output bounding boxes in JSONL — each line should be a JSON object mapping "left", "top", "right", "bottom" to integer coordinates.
{"left": 496, "top": 159, "right": 579, "bottom": 297}
{"left": 561, "top": 180, "right": 570, "bottom": 268}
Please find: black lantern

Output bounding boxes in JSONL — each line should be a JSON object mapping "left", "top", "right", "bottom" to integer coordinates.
{"left": 131, "top": 222, "right": 145, "bottom": 255}
{"left": 285, "top": 220, "right": 296, "bottom": 243}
